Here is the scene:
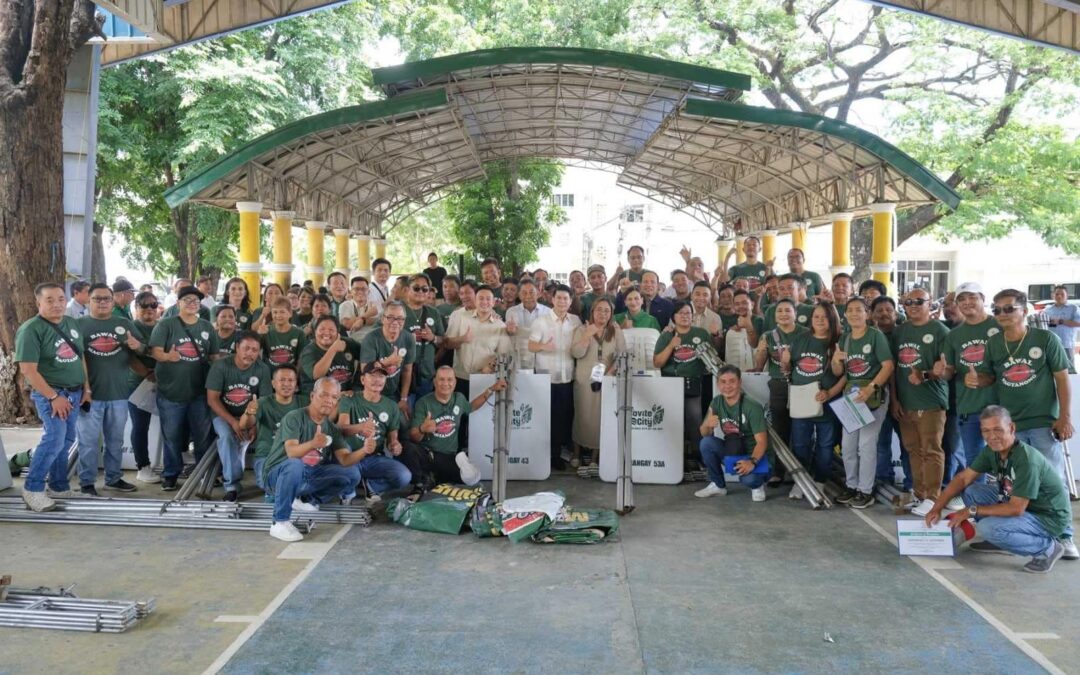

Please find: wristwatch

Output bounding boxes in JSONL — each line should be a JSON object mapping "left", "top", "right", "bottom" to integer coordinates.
{"left": 968, "top": 504, "right": 978, "bottom": 517}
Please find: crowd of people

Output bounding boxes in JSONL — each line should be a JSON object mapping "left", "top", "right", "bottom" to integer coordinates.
{"left": 14, "top": 244, "right": 1079, "bottom": 569}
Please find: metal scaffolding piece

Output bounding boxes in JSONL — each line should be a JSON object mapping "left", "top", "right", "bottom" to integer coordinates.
{"left": 614, "top": 351, "right": 635, "bottom": 515}
{"left": 0, "top": 583, "right": 155, "bottom": 633}
{"left": 162, "top": 445, "right": 219, "bottom": 513}
{"left": 491, "top": 354, "right": 515, "bottom": 503}
{"left": 1062, "top": 441, "right": 1079, "bottom": 501}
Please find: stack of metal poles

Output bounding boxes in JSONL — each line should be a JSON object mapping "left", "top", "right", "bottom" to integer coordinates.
{"left": 0, "top": 587, "right": 155, "bottom": 633}
{"left": 160, "top": 446, "right": 219, "bottom": 513}
{"left": 614, "top": 351, "right": 635, "bottom": 514}
{"left": 491, "top": 354, "right": 514, "bottom": 503}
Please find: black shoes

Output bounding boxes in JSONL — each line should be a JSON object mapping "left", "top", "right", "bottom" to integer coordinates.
{"left": 161, "top": 479, "right": 178, "bottom": 492}
{"left": 105, "top": 478, "right": 137, "bottom": 492}
{"left": 80, "top": 484, "right": 99, "bottom": 497}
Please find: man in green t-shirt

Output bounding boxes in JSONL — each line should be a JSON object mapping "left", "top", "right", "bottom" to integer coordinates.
{"left": 406, "top": 365, "right": 503, "bottom": 486}
{"left": 786, "top": 248, "right": 825, "bottom": 300}
{"left": 360, "top": 300, "right": 417, "bottom": 413}
{"left": 298, "top": 316, "right": 359, "bottom": 393}
{"left": 403, "top": 274, "right": 446, "bottom": 403}
{"left": 262, "top": 377, "right": 368, "bottom": 542}
{"left": 889, "top": 288, "right": 952, "bottom": 515}
{"left": 207, "top": 332, "right": 272, "bottom": 501}
{"left": 696, "top": 365, "right": 770, "bottom": 502}
{"left": 75, "top": 283, "right": 146, "bottom": 495}
{"left": 14, "top": 283, "right": 89, "bottom": 512}
{"left": 129, "top": 290, "right": 162, "bottom": 484}
{"left": 762, "top": 274, "right": 815, "bottom": 331}
{"left": 110, "top": 278, "right": 135, "bottom": 320}
{"left": 984, "top": 288, "right": 1073, "bottom": 482}
{"left": 239, "top": 364, "right": 308, "bottom": 494}
{"left": 149, "top": 285, "right": 220, "bottom": 490}
{"left": 606, "top": 244, "right": 653, "bottom": 294}
{"left": 725, "top": 235, "right": 770, "bottom": 296}
{"left": 924, "top": 406, "right": 1075, "bottom": 573}
{"left": 261, "top": 297, "right": 307, "bottom": 368}
{"left": 336, "top": 362, "right": 413, "bottom": 499}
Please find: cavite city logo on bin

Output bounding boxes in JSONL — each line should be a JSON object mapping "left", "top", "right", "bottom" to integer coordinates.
{"left": 511, "top": 403, "right": 533, "bottom": 430}
{"left": 631, "top": 404, "right": 665, "bottom": 430}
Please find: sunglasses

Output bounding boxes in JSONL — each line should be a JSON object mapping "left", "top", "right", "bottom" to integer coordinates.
{"left": 902, "top": 298, "right": 928, "bottom": 307}
{"left": 139, "top": 302, "right": 159, "bottom": 309}
{"left": 410, "top": 285, "right": 430, "bottom": 293}
{"left": 90, "top": 296, "right": 113, "bottom": 303}
{"left": 991, "top": 305, "right": 1021, "bottom": 315}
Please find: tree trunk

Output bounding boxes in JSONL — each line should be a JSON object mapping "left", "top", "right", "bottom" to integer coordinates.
{"left": 91, "top": 218, "right": 106, "bottom": 282}
{"left": 0, "top": 1, "right": 95, "bottom": 423}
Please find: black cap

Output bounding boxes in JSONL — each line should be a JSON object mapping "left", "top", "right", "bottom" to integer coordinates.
{"left": 362, "top": 361, "right": 388, "bottom": 376}
{"left": 112, "top": 279, "right": 135, "bottom": 293}
{"left": 177, "top": 286, "right": 204, "bottom": 301}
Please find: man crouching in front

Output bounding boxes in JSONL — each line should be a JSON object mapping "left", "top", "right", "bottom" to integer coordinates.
{"left": 261, "top": 376, "right": 374, "bottom": 541}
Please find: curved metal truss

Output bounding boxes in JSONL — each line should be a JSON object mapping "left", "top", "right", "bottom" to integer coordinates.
{"left": 165, "top": 47, "right": 959, "bottom": 236}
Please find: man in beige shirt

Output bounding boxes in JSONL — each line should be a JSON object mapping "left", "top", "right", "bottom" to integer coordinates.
{"left": 444, "top": 285, "right": 513, "bottom": 391}
{"left": 529, "top": 284, "right": 582, "bottom": 469}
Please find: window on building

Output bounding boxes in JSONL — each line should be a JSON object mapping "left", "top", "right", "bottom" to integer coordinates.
{"left": 896, "top": 259, "right": 951, "bottom": 298}
{"left": 553, "top": 193, "right": 574, "bottom": 208}
{"left": 623, "top": 205, "right": 645, "bottom": 222}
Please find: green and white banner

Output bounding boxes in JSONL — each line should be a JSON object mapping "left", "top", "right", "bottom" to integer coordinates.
{"left": 599, "top": 375, "right": 684, "bottom": 484}
{"left": 468, "top": 372, "right": 552, "bottom": 481}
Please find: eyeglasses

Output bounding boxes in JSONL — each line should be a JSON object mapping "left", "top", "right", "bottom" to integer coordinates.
{"left": 90, "top": 296, "right": 113, "bottom": 303}
{"left": 991, "top": 305, "right": 1021, "bottom": 315}
{"left": 411, "top": 286, "right": 430, "bottom": 293}
{"left": 384, "top": 316, "right": 406, "bottom": 323}
{"left": 139, "top": 303, "right": 159, "bottom": 309}
{"left": 178, "top": 297, "right": 200, "bottom": 305}
{"left": 902, "top": 298, "right": 929, "bottom": 307}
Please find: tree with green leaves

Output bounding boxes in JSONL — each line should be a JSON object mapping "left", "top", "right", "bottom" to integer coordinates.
{"left": 444, "top": 159, "right": 565, "bottom": 275}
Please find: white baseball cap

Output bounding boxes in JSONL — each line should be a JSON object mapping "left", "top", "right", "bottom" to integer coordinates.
{"left": 456, "top": 452, "right": 481, "bottom": 486}
{"left": 955, "top": 282, "right": 984, "bottom": 297}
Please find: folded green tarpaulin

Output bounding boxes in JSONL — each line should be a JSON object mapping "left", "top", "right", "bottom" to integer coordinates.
{"left": 387, "top": 484, "right": 487, "bottom": 535}
{"left": 532, "top": 508, "right": 619, "bottom": 544}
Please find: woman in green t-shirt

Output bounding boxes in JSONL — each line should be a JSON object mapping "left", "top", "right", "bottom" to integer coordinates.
{"left": 615, "top": 288, "right": 661, "bottom": 330}
{"left": 654, "top": 301, "right": 712, "bottom": 457}
{"left": 250, "top": 282, "right": 284, "bottom": 333}
{"left": 754, "top": 298, "right": 806, "bottom": 450}
{"left": 784, "top": 301, "right": 843, "bottom": 498}
{"left": 216, "top": 276, "right": 253, "bottom": 330}
{"left": 831, "top": 297, "right": 895, "bottom": 508}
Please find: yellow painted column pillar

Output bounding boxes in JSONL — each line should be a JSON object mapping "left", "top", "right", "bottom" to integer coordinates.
{"left": 869, "top": 203, "right": 896, "bottom": 291}
{"left": 735, "top": 236, "right": 747, "bottom": 264}
{"left": 305, "top": 221, "right": 327, "bottom": 288}
{"left": 333, "top": 228, "right": 351, "bottom": 275}
{"left": 236, "top": 202, "right": 263, "bottom": 308}
{"left": 374, "top": 237, "right": 387, "bottom": 263}
{"left": 827, "top": 212, "right": 854, "bottom": 278}
{"left": 355, "top": 234, "right": 371, "bottom": 278}
{"left": 760, "top": 229, "right": 778, "bottom": 265}
{"left": 790, "top": 222, "right": 808, "bottom": 253}
{"left": 716, "top": 239, "right": 733, "bottom": 275}
{"left": 268, "top": 210, "right": 294, "bottom": 289}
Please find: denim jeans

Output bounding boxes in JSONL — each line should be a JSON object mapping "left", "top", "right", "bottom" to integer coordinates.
{"left": 942, "top": 408, "right": 964, "bottom": 484}
{"left": 1016, "top": 427, "right": 1065, "bottom": 480}
{"left": 76, "top": 399, "right": 128, "bottom": 486}
{"left": 127, "top": 402, "right": 153, "bottom": 469}
{"left": 958, "top": 413, "right": 986, "bottom": 484}
{"left": 962, "top": 483, "right": 1072, "bottom": 557}
{"left": 211, "top": 416, "right": 246, "bottom": 492}
{"left": 25, "top": 389, "right": 82, "bottom": 492}
{"left": 266, "top": 458, "right": 360, "bottom": 522}
{"left": 358, "top": 454, "right": 412, "bottom": 494}
{"left": 253, "top": 457, "right": 266, "bottom": 491}
{"left": 790, "top": 417, "right": 835, "bottom": 483}
{"left": 157, "top": 395, "right": 214, "bottom": 481}
{"left": 876, "top": 413, "right": 911, "bottom": 489}
{"left": 698, "top": 436, "right": 767, "bottom": 490}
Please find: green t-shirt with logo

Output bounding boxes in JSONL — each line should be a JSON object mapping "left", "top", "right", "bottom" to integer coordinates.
{"left": 436, "top": 302, "right": 461, "bottom": 321}
{"left": 727, "top": 262, "right": 767, "bottom": 290}
{"left": 709, "top": 394, "right": 767, "bottom": 454}
{"left": 129, "top": 320, "right": 157, "bottom": 390}
{"left": 339, "top": 394, "right": 402, "bottom": 452}
{"left": 403, "top": 303, "right": 445, "bottom": 383}
{"left": 298, "top": 341, "right": 357, "bottom": 393}
{"left": 789, "top": 332, "right": 838, "bottom": 422}
{"left": 253, "top": 394, "right": 308, "bottom": 458}
{"left": 942, "top": 317, "right": 1000, "bottom": 416}
{"left": 359, "top": 330, "right": 417, "bottom": 401}
{"left": 720, "top": 312, "right": 738, "bottom": 332}
{"left": 798, "top": 271, "right": 825, "bottom": 299}
{"left": 580, "top": 292, "right": 615, "bottom": 320}
{"left": 762, "top": 302, "right": 815, "bottom": 332}
{"left": 217, "top": 330, "right": 238, "bottom": 357}
{"left": 970, "top": 441, "right": 1071, "bottom": 538}
{"left": 78, "top": 315, "right": 137, "bottom": 401}
{"left": 148, "top": 316, "right": 219, "bottom": 402}
{"left": 163, "top": 303, "right": 211, "bottom": 322}
{"left": 262, "top": 325, "right": 307, "bottom": 368}
{"left": 654, "top": 327, "right": 711, "bottom": 379}
{"left": 763, "top": 325, "right": 808, "bottom": 380}
{"left": 206, "top": 357, "right": 272, "bottom": 418}
{"left": 839, "top": 327, "right": 893, "bottom": 384}
{"left": 891, "top": 320, "right": 950, "bottom": 411}
{"left": 614, "top": 311, "right": 661, "bottom": 330}
{"left": 213, "top": 305, "right": 252, "bottom": 331}
{"left": 291, "top": 310, "right": 313, "bottom": 327}
{"left": 411, "top": 392, "right": 470, "bottom": 455}
{"left": 985, "top": 327, "right": 1070, "bottom": 431}
{"left": 14, "top": 316, "right": 86, "bottom": 389}
{"left": 262, "top": 408, "right": 349, "bottom": 482}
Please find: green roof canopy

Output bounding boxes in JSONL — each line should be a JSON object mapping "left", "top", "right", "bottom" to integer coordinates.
{"left": 165, "top": 47, "right": 958, "bottom": 234}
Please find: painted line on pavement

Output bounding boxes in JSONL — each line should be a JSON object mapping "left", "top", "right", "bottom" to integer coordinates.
{"left": 202, "top": 524, "right": 354, "bottom": 675}
{"left": 214, "top": 615, "right": 258, "bottom": 623}
{"left": 1015, "top": 633, "right": 1061, "bottom": 640}
{"left": 849, "top": 509, "right": 1065, "bottom": 675}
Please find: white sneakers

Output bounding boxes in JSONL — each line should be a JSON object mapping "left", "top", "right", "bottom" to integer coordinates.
{"left": 695, "top": 482, "right": 727, "bottom": 498}
{"left": 944, "top": 496, "right": 965, "bottom": 511}
{"left": 45, "top": 488, "right": 80, "bottom": 498}
{"left": 291, "top": 498, "right": 319, "bottom": 513}
{"left": 911, "top": 498, "right": 936, "bottom": 517}
{"left": 751, "top": 487, "right": 767, "bottom": 502}
{"left": 788, "top": 483, "right": 804, "bottom": 500}
{"left": 136, "top": 466, "right": 161, "bottom": 483}
{"left": 22, "top": 491, "right": 56, "bottom": 513}
{"left": 269, "top": 521, "right": 304, "bottom": 542}
{"left": 456, "top": 452, "right": 482, "bottom": 486}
